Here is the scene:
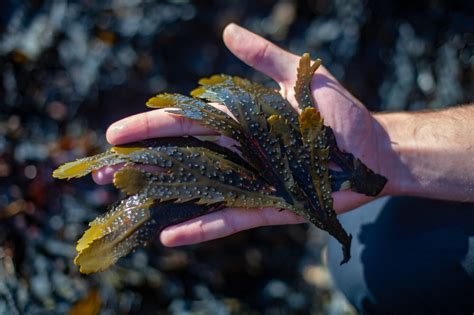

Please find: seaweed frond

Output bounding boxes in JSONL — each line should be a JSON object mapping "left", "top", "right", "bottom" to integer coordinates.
{"left": 54, "top": 53, "right": 387, "bottom": 273}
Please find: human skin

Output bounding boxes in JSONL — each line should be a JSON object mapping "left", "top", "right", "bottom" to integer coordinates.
{"left": 92, "top": 23, "right": 474, "bottom": 247}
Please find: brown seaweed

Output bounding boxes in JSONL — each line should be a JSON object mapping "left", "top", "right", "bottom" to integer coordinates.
{"left": 53, "top": 53, "right": 387, "bottom": 273}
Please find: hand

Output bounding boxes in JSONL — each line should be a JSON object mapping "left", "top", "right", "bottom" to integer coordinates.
{"left": 93, "top": 23, "right": 396, "bottom": 247}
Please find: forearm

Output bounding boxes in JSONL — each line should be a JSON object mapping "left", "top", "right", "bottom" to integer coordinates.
{"left": 374, "top": 105, "right": 474, "bottom": 202}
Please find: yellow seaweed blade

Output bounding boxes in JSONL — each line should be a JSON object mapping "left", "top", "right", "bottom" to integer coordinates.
{"left": 53, "top": 159, "right": 94, "bottom": 179}
{"left": 74, "top": 237, "right": 119, "bottom": 274}
{"left": 113, "top": 167, "right": 147, "bottom": 195}
{"left": 267, "top": 114, "right": 280, "bottom": 125}
{"left": 193, "top": 74, "right": 247, "bottom": 97}
{"left": 75, "top": 218, "right": 116, "bottom": 273}
{"left": 52, "top": 150, "right": 127, "bottom": 179}
{"left": 190, "top": 87, "right": 205, "bottom": 97}
{"left": 111, "top": 146, "right": 143, "bottom": 155}
{"left": 52, "top": 152, "right": 114, "bottom": 179}
{"left": 299, "top": 53, "right": 321, "bottom": 74}
{"left": 294, "top": 53, "right": 322, "bottom": 111}
{"left": 76, "top": 220, "right": 106, "bottom": 252}
{"left": 231, "top": 76, "right": 251, "bottom": 87}
{"left": 298, "top": 107, "right": 323, "bottom": 131}
{"left": 267, "top": 114, "right": 291, "bottom": 144}
{"left": 198, "top": 74, "right": 227, "bottom": 86}
{"left": 311, "top": 58, "right": 322, "bottom": 73}
{"left": 267, "top": 114, "right": 287, "bottom": 131}
{"left": 53, "top": 146, "right": 143, "bottom": 180}
{"left": 74, "top": 197, "right": 154, "bottom": 274}
{"left": 146, "top": 93, "right": 177, "bottom": 108}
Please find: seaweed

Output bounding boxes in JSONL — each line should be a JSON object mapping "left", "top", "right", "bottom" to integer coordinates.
{"left": 53, "top": 53, "right": 387, "bottom": 274}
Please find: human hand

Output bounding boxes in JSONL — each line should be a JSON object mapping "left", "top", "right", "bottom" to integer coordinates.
{"left": 93, "top": 23, "right": 395, "bottom": 247}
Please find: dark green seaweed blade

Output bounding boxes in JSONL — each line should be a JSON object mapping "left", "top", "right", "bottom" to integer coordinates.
{"left": 249, "top": 83, "right": 300, "bottom": 127}
{"left": 299, "top": 107, "right": 352, "bottom": 264}
{"left": 114, "top": 167, "right": 293, "bottom": 210}
{"left": 191, "top": 76, "right": 302, "bottom": 208}
{"left": 142, "top": 136, "right": 258, "bottom": 174}
{"left": 265, "top": 113, "right": 325, "bottom": 224}
{"left": 112, "top": 143, "right": 296, "bottom": 211}
{"left": 325, "top": 128, "right": 387, "bottom": 196}
{"left": 232, "top": 79, "right": 316, "bottom": 200}
{"left": 194, "top": 74, "right": 300, "bottom": 125}
{"left": 53, "top": 136, "right": 257, "bottom": 180}
{"left": 294, "top": 53, "right": 353, "bottom": 264}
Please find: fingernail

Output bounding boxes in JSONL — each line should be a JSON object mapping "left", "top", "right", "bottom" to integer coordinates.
{"left": 160, "top": 228, "right": 178, "bottom": 246}
{"left": 224, "top": 22, "right": 241, "bottom": 35}
{"left": 106, "top": 121, "right": 126, "bottom": 144}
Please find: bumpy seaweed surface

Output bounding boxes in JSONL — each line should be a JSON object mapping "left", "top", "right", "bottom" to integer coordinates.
{"left": 53, "top": 54, "right": 386, "bottom": 274}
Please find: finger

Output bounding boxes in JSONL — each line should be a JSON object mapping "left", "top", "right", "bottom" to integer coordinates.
{"left": 106, "top": 108, "right": 217, "bottom": 145}
{"left": 160, "top": 191, "right": 374, "bottom": 247}
{"left": 160, "top": 207, "right": 305, "bottom": 246}
{"left": 92, "top": 164, "right": 164, "bottom": 185}
{"left": 92, "top": 165, "right": 122, "bottom": 185}
{"left": 332, "top": 190, "right": 373, "bottom": 214}
{"left": 223, "top": 23, "right": 299, "bottom": 85}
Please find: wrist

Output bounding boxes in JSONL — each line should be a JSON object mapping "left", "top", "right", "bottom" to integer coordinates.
{"left": 373, "top": 108, "right": 474, "bottom": 202}
{"left": 373, "top": 112, "right": 418, "bottom": 197}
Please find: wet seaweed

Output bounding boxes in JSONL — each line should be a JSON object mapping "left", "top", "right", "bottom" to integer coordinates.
{"left": 53, "top": 53, "right": 387, "bottom": 273}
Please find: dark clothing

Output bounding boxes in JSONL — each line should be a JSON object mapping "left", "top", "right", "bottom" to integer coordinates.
{"left": 327, "top": 197, "right": 474, "bottom": 315}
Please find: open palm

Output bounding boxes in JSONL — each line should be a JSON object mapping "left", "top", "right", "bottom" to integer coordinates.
{"left": 93, "top": 24, "right": 393, "bottom": 247}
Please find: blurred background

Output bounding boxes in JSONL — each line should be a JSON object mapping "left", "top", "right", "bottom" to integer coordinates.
{"left": 0, "top": 0, "right": 473, "bottom": 314}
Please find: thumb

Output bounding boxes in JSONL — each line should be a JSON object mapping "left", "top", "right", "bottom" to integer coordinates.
{"left": 223, "top": 23, "right": 299, "bottom": 86}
